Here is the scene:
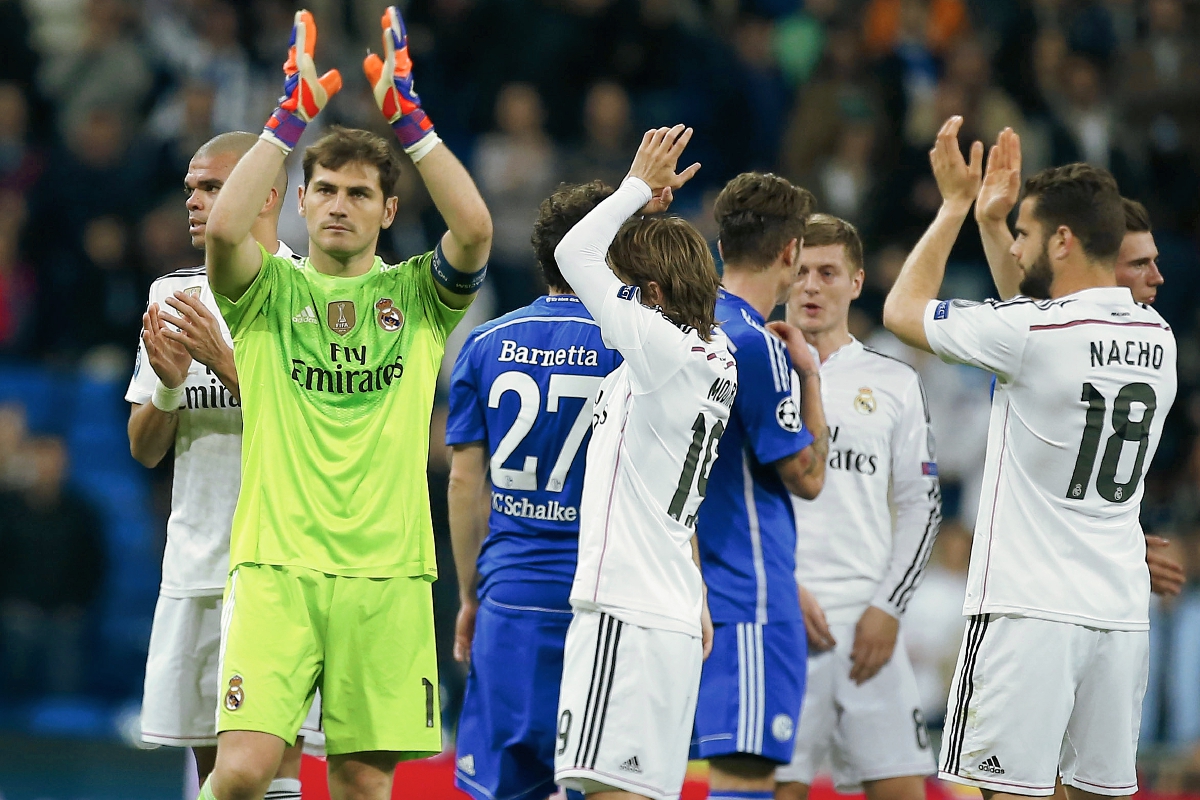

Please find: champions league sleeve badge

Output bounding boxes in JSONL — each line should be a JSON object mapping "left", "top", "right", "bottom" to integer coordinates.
{"left": 376, "top": 298, "right": 404, "bottom": 332}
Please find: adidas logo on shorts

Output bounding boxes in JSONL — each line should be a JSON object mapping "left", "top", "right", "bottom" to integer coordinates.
{"left": 619, "top": 755, "right": 642, "bottom": 774}
{"left": 978, "top": 756, "right": 1005, "bottom": 775}
{"left": 456, "top": 754, "right": 475, "bottom": 776}
{"left": 293, "top": 305, "right": 318, "bottom": 324}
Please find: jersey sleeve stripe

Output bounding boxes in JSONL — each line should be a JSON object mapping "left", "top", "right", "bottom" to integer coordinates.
{"left": 473, "top": 315, "right": 600, "bottom": 342}
{"left": 888, "top": 485, "right": 943, "bottom": 611}
{"left": 1028, "top": 319, "right": 1170, "bottom": 332}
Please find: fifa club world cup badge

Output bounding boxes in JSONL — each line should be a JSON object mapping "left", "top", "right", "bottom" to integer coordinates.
{"left": 327, "top": 301, "right": 356, "bottom": 336}
{"left": 854, "top": 386, "right": 877, "bottom": 415}
{"left": 182, "top": 286, "right": 203, "bottom": 298}
{"left": 225, "top": 674, "right": 245, "bottom": 711}
{"left": 376, "top": 298, "right": 404, "bottom": 332}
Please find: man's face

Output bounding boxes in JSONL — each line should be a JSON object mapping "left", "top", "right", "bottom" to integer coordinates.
{"left": 1115, "top": 231, "right": 1162, "bottom": 304}
{"left": 788, "top": 243, "right": 863, "bottom": 335}
{"left": 1012, "top": 197, "right": 1054, "bottom": 299}
{"left": 299, "top": 162, "right": 397, "bottom": 260}
{"left": 183, "top": 151, "right": 241, "bottom": 249}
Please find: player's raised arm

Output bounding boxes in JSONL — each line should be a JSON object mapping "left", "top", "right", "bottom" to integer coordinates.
{"left": 882, "top": 116, "right": 983, "bottom": 352}
{"left": 976, "top": 127, "right": 1024, "bottom": 300}
{"left": 364, "top": 6, "right": 491, "bottom": 309}
{"left": 554, "top": 125, "right": 700, "bottom": 314}
{"left": 207, "top": 10, "right": 341, "bottom": 300}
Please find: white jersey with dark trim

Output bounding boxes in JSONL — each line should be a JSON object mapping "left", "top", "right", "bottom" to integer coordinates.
{"left": 126, "top": 242, "right": 302, "bottom": 596}
{"left": 555, "top": 177, "right": 737, "bottom": 637}
{"left": 793, "top": 338, "right": 941, "bottom": 625}
{"left": 923, "top": 288, "right": 1177, "bottom": 631}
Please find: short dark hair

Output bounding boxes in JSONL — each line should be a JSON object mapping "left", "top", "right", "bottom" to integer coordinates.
{"left": 714, "top": 172, "right": 815, "bottom": 269}
{"left": 608, "top": 216, "right": 720, "bottom": 341}
{"left": 1122, "top": 197, "right": 1151, "bottom": 234}
{"left": 532, "top": 181, "right": 615, "bottom": 293}
{"left": 1022, "top": 163, "right": 1123, "bottom": 262}
{"left": 303, "top": 127, "right": 403, "bottom": 198}
{"left": 802, "top": 213, "right": 863, "bottom": 271}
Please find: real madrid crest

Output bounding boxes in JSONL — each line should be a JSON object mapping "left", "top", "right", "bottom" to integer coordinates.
{"left": 327, "top": 301, "right": 356, "bottom": 336}
{"left": 376, "top": 298, "right": 404, "bottom": 332}
{"left": 854, "top": 386, "right": 877, "bottom": 415}
{"left": 225, "top": 674, "right": 245, "bottom": 711}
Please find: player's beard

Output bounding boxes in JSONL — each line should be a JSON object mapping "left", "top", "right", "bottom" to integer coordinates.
{"left": 1019, "top": 243, "right": 1054, "bottom": 300}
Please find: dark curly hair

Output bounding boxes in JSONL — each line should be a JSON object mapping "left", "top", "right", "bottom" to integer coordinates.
{"left": 714, "top": 172, "right": 816, "bottom": 269}
{"left": 532, "top": 181, "right": 615, "bottom": 293}
{"left": 1022, "top": 163, "right": 1124, "bottom": 262}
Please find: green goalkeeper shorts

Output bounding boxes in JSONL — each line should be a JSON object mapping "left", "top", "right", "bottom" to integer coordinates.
{"left": 217, "top": 563, "right": 441, "bottom": 757}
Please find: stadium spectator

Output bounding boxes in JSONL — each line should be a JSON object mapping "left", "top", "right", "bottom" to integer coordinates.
{"left": 0, "top": 82, "right": 43, "bottom": 195}
{"left": 0, "top": 436, "right": 106, "bottom": 697}
{"left": 566, "top": 81, "right": 636, "bottom": 190}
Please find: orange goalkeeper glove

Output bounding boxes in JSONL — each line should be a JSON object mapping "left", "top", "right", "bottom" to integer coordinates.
{"left": 262, "top": 10, "right": 342, "bottom": 153}
{"left": 363, "top": 6, "right": 439, "bottom": 161}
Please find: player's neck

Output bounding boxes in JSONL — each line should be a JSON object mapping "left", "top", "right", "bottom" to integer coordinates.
{"left": 721, "top": 268, "right": 780, "bottom": 319}
{"left": 1050, "top": 261, "right": 1118, "bottom": 299}
{"left": 804, "top": 324, "right": 853, "bottom": 363}
{"left": 307, "top": 242, "right": 377, "bottom": 278}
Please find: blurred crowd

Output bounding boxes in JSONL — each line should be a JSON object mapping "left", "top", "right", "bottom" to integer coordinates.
{"left": 1, "top": 0, "right": 1200, "bottom": 762}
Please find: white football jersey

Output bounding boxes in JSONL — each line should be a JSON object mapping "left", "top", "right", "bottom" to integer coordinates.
{"left": 126, "top": 242, "right": 302, "bottom": 597}
{"left": 793, "top": 338, "right": 941, "bottom": 624}
{"left": 924, "top": 288, "right": 1177, "bottom": 631}
{"left": 555, "top": 177, "right": 737, "bottom": 636}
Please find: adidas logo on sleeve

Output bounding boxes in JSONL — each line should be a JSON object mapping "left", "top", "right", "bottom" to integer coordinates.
{"left": 977, "top": 756, "right": 1005, "bottom": 774}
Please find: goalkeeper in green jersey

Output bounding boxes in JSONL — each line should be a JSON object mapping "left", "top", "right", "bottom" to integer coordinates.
{"left": 198, "top": 8, "right": 491, "bottom": 800}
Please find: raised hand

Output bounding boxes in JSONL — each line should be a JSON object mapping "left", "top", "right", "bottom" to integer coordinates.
{"left": 977, "top": 127, "right": 1022, "bottom": 225}
{"left": 262, "top": 10, "right": 343, "bottom": 153}
{"left": 766, "top": 320, "right": 818, "bottom": 380}
{"left": 161, "top": 292, "right": 234, "bottom": 373}
{"left": 363, "top": 6, "right": 437, "bottom": 157}
{"left": 627, "top": 125, "right": 701, "bottom": 200}
{"left": 929, "top": 116, "right": 984, "bottom": 217}
{"left": 143, "top": 303, "right": 192, "bottom": 390}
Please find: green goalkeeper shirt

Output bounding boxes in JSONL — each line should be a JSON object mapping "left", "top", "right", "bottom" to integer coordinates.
{"left": 215, "top": 244, "right": 469, "bottom": 579}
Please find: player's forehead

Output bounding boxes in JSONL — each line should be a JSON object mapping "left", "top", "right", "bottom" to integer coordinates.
{"left": 800, "top": 243, "right": 853, "bottom": 272}
{"left": 1015, "top": 197, "right": 1040, "bottom": 231}
{"left": 308, "top": 161, "right": 382, "bottom": 192}
{"left": 185, "top": 150, "right": 240, "bottom": 186}
{"left": 1117, "top": 231, "right": 1157, "bottom": 265}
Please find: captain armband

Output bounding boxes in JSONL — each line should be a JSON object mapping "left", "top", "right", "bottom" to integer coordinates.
{"left": 431, "top": 243, "right": 487, "bottom": 295}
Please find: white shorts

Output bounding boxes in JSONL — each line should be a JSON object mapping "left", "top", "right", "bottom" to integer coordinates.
{"left": 141, "top": 593, "right": 325, "bottom": 752}
{"left": 938, "top": 614, "right": 1148, "bottom": 797}
{"left": 554, "top": 609, "right": 702, "bottom": 800}
{"left": 776, "top": 622, "right": 935, "bottom": 791}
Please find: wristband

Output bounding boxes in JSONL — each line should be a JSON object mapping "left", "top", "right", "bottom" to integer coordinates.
{"left": 431, "top": 242, "right": 486, "bottom": 295}
{"left": 262, "top": 108, "right": 307, "bottom": 154}
{"left": 401, "top": 128, "right": 440, "bottom": 163}
{"left": 152, "top": 381, "right": 185, "bottom": 413}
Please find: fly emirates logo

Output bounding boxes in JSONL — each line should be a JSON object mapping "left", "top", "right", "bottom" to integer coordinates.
{"left": 289, "top": 343, "right": 404, "bottom": 395}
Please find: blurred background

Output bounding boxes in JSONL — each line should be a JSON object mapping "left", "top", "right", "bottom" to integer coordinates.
{"left": 0, "top": 0, "right": 1198, "bottom": 796}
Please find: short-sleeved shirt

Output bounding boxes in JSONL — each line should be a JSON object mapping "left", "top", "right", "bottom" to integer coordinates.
{"left": 445, "top": 294, "right": 621, "bottom": 605}
{"left": 696, "top": 289, "right": 813, "bottom": 625}
{"left": 923, "top": 289, "right": 1177, "bottom": 631}
{"left": 215, "top": 244, "right": 469, "bottom": 578}
{"left": 125, "top": 242, "right": 302, "bottom": 597}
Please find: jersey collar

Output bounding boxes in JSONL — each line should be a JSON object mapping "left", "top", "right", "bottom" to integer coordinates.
{"left": 717, "top": 288, "right": 763, "bottom": 324}
{"left": 821, "top": 336, "right": 863, "bottom": 368}
{"left": 275, "top": 240, "right": 295, "bottom": 260}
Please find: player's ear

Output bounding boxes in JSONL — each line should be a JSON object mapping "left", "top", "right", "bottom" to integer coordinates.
{"left": 716, "top": 239, "right": 724, "bottom": 262}
{"left": 645, "top": 281, "right": 664, "bottom": 307}
{"left": 851, "top": 268, "right": 865, "bottom": 300}
{"left": 381, "top": 195, "right": 399, "bottom": 229}
{"left": 297, "top": 185, "right": 307, "bottom": 217}
{"left": 260, "top": 187, "right": 280, "bottom": 218}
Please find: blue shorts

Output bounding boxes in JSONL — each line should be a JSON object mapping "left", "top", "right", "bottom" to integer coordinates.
{"left": 455, "top": 594, "right": 574, "bottom": 800}
{"left": 693, "top": 620, "right": 807, "bottom": 764}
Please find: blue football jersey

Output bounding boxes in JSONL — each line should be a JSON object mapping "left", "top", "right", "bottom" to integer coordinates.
{"left": 696, "top": 289, "right": 814, "bottom": 624}
{"left": 446, "top": 294, "right": 621, "bottom": 604}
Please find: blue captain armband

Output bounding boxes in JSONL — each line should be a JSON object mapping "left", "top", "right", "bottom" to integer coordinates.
{"left": 431, "top": 243, "right": 487, "bottom": 294}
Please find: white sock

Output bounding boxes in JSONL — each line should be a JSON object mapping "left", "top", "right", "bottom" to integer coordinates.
{"left": 265, "top": 777, "right": 302, "bottom": 799}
